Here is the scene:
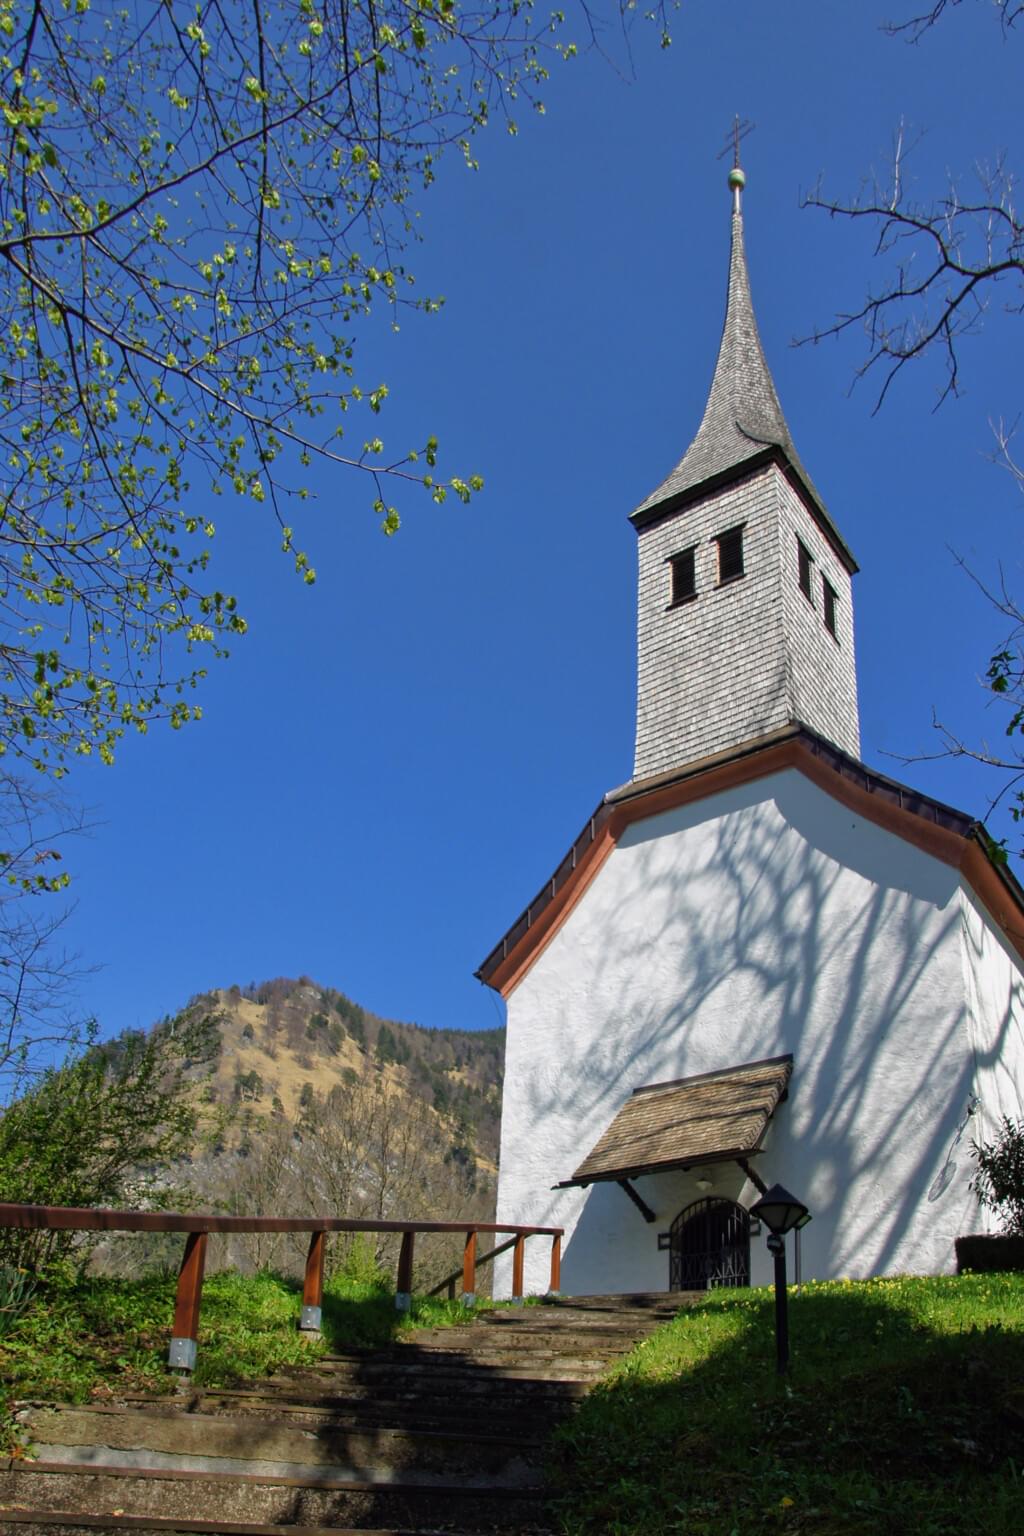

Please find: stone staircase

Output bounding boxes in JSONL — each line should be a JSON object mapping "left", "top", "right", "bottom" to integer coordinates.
{"left": 0, "top": 1293, "right": 691, "bottom": 1536}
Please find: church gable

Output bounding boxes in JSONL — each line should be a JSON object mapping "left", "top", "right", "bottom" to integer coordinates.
{"left": 494, "top": 766, "right": 983, "bottom": 1291}
{"left": 478, "top": 725, "right": 1024, "bottom": 998}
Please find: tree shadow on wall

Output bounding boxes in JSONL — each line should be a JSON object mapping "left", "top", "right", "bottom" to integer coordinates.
{"left": 549, "top": 1279, "right": 1024, "bottom": 1535}
{"left": 509, "top": 771, "right": 1024, "bottom": 1287}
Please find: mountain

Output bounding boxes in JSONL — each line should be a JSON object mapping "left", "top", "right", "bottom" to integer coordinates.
{"left": 132, "top": 977, "right": 508, "bottom": 1287}
{"left": 200, "top": 976, "right": 503, "bottom": 1171}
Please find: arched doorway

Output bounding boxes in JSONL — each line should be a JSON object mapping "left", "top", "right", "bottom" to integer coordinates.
{"left": 669, "top": 1197, "right": 750, "bottom": 1290}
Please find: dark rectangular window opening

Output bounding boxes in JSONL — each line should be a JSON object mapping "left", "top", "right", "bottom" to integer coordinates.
{"left": 822, "top": 576, "right": 839, "bottom": 640}
{"left": 797, "top": 538, "right": 814, "bottom": 603}
{"left": 668, "top": 547, "right": 697, "bottom": 608}
{"left": 715, "top": 525, "right": 745, "bottom": 586}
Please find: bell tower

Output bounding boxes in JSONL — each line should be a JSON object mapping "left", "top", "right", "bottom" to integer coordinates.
{"left": 631, "top": 164, "right": 860, "bottom": 783}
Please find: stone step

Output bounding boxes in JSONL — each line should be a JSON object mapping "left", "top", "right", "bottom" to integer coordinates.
{"left": 390, "top": 1330, "right": 636, "bottom": 1354}
{"left": 544, "top": 1291, "right": 694, "bottom": 1309}
{"left": 319, "top": 1342, "right": 616, "bottom": 1366}
{"left": 168, "top": 1395, "right": 574, "bottom": 1438}
{"left": 17, "top": 1406, "right": 544, "bottom": 1483}
{"left": 272, "top": 1359, "right": 604, "bottom": 1384}
{"left": 0, "top": 1513, "right": 543, "bottom": 1536}
{"left": 124, "top": 1378, "right": 588, "bottom": 1415}
{"left": 388, "top": 1350, "right": 615, "bottom": 1371}
{"left": 0, "top": 1461, "right": 549, "bottom": 1531}
{"left": 2, "top": 1294, "right": 681, "bottom": 1533}
{"left": 474, "top": 1314, "right": 669, "bottom": 1334}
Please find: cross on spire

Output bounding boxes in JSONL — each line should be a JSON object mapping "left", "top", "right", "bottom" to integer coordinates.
{"left": 718, "top": 115, "right": 755, "bottom": 170}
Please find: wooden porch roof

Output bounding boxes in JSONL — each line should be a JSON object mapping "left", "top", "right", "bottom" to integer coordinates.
{"left": 560, "top": 1054, "right": 793, "bottom": 1188}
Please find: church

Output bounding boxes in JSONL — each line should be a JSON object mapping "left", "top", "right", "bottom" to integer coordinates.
{"left": 478, "top": 163, "right": 1024, "bottom": 1297}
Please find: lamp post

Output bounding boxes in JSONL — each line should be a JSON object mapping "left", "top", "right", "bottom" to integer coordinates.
{"left": 750, "top": 1184, "right": 811, "bottom": 1374}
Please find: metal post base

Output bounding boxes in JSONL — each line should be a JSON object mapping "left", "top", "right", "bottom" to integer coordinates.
{"left": 299, "top": 1305, "right": 322, "bottom": 1332}
{"left": 510, "top": 1296, "right": 524, "bottom": 1307}
{"left": 461, "top": 1292, "right": 476, "bottom": 1308}
{"left": 395, "top": 1291, "right": 411, "bottom": 1312}
{"left": 167, "top": 1336, "right": 197, "bottom": 1371}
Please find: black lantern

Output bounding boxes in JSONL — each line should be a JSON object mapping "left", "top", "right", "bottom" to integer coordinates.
{"left": 750, "top": 1183, "right": 811, "bottom": 1374}
{"left": 750, "top": 1184, "right": 811, "bottom": 1237}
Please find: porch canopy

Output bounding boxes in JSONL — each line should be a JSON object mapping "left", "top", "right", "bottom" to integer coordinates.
{"left": 558, "top": 1054, "right": 793, "bottom": 1190}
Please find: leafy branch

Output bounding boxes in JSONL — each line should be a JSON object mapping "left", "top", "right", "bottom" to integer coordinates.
{"left": 0, "top": 0, "right": 675, "bottom": 771}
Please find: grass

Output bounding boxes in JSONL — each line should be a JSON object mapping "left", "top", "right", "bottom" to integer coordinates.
{"left": 0, "top": 1263, "right": 496, "bottom": 1453}
{"left": 552, "top": 1273, "right": 1024, "bottom": 1536}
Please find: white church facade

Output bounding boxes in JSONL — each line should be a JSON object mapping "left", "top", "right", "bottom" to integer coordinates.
{"left": 479, "top": 165, "right": 1024, "bottom": 1297}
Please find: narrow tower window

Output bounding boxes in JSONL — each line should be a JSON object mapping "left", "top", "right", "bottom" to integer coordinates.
{"left": 668, "top": 547, "right": 697, "bottom": 607}
{"left": 822, "top": 576, "right": 838, "bottom": 639}
{"left": 797, "top": 539, "right": 814, "bottom": 603}
{"left": 715, "top": 525, "right": 745, "bottom": 585}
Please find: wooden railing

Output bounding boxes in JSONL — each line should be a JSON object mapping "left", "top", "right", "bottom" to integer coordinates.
{"left": 0, "top": 1203, "right": 563, "bottom": 1371}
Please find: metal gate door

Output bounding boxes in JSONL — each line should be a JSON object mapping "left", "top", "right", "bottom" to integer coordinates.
{"left": 669, "top": 1197, "right": 750, "bottom": 1290}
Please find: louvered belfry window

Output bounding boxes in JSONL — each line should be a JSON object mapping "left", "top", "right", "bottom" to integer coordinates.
{"left": 715, "top": 525, "right": 745, "bottom": 585}
{"left": 798, "top": 538, "right": 814, "bottom": 602}
{"left": 668, "top": 546, "right": 697, "bottom": 607}
{"left": 823, "top": 576, "right": 838, "bottom": 639}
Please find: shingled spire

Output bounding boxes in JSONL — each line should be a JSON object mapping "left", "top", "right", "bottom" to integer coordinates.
{"left": 630, "top": 163, "right": 861, "bottom": 782}
{"left": 631, "top": 169, "right": 850, "bottom": 569}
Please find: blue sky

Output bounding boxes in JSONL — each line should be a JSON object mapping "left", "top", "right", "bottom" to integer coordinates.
{"left": 57, "top": 1, "right": 1024, "bottom": 1040}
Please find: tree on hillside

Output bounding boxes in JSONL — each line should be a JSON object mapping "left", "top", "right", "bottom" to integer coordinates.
{"left": 298, "top": 1071, "right": 486, "bottom": 1280}
{"left": 0, "top": 1005, "right": 222, "bottom": 1270}
{"left": 804, "top": 1, "right": 1024, "bottom": 838}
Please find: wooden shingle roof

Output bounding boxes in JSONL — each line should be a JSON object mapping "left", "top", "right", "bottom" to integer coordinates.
{"left": 629, "top": 181, "right": 856, "bottom": 574}
{"left": 563, "top": 1055, "right": 793, "bottom": 1187}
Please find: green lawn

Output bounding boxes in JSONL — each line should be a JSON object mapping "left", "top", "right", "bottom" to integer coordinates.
{"left": 552, "top": 1274, "right": 1024, "bottom": 1536}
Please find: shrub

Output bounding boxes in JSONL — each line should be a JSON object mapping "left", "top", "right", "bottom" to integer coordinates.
{"left": 970, "top": 1115, "right": 1024, "bottom": 1235}
{"left": 0, "top": 1008, "right": 221, "bottom": 1270}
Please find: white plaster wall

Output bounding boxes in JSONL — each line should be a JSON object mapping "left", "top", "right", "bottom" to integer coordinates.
{"left": 495, "top": 769, "right": 990, "bottom": 1297}
{"left": 957, "top": 883, "right": 1024, "bottom": 1232}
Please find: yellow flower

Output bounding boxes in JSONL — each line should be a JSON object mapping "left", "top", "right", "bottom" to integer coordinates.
{"left": 780, "top": 1496, "right": 795, "bottom": 1508}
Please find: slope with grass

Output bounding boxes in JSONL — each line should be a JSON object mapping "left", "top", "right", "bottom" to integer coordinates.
{"left": 552, "top": 1274, "right": 1024, "bottom": 1536}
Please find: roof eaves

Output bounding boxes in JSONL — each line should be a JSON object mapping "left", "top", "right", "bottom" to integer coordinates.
{"left": 629, "top": 446, "right": 859, "bottom": 577}
{"left": 555, "top": 1145, "right": 766, "bottom": 1189}
{"left": 475, "top": 724, "right": 1024, "bottom": 993}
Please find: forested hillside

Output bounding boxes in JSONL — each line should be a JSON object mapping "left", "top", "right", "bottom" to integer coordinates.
{"left": 0, "top": 977, "right": 505, "bottom": 1289}
{"left": 205, "top": 977, "right": 503, "bottom": 1170}
{"left": 158, "top": 977, "right": 506, "bottom": 1283}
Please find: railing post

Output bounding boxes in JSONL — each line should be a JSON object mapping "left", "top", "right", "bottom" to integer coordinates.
{"left": 462, "top": 1229, "right": 477, "bottom": 1308}
{"left": 169, "top": 1230, "right": 208, "bottom": 1371}
{"left": 396, "top": 1231, "right": 414, "bottom": 1311}
{"left": 511, "top": 1233, "right": 525, "bottom": 1305}
{"left": 548, "top": 1232, "right": 561, "bottom": 1296}
{"left": 300, "top": 1230, "right": 325, "bottom": 1332}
